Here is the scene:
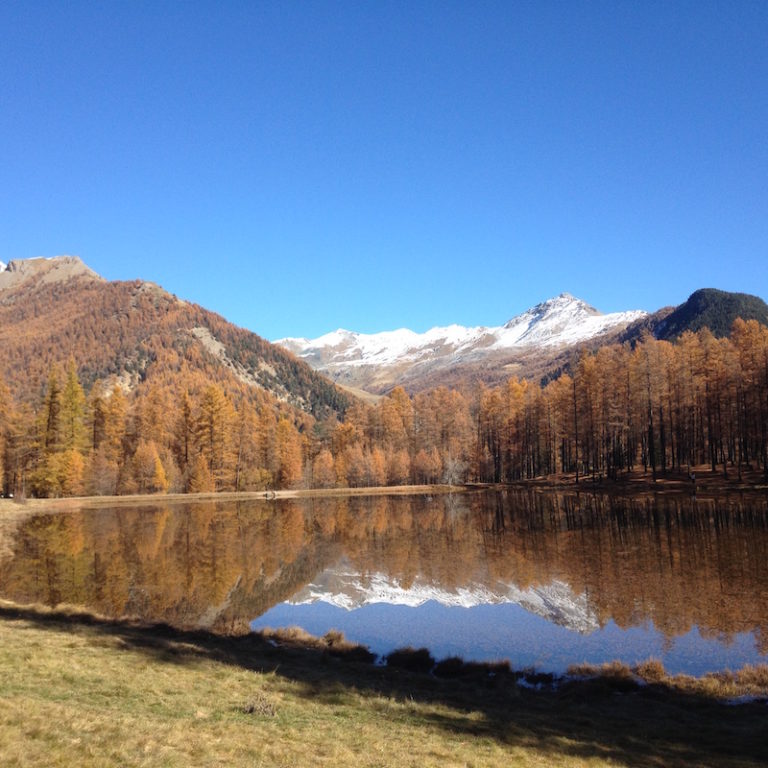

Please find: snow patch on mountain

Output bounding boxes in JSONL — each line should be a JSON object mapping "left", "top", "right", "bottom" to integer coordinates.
{"left": 288, "top": 566, "right": 600, "bottom": 634}
{"left": 276, "top": 293, "right": 647, "bottom": 369}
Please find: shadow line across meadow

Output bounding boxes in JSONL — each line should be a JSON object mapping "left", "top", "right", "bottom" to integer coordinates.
{"left": 2, "top": 603, "right": 767, "bottom": 768}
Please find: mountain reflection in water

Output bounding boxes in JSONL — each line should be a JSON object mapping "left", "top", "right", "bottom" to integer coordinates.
{"left": 1, "top": 490, "right": 767, "bottom": 674}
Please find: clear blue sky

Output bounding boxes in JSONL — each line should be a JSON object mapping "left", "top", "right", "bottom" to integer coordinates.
{"left": 2, "top": 1, "right": 767, "bottom": 339}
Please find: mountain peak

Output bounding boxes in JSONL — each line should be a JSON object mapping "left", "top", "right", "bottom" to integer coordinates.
{"left": 537, "top": 292, "right": 597, "bottom": 313}
{"left": 276, "top": 294, "right": 647, "bottom": 393}
{"left": 0, "top": 255, "right": 103, "bottom": 293}
{"left": 549, "top": 291, "right": 579, "bottom": 304}
{"left": 502, "top": 293, "right": 601, "bottom": 333}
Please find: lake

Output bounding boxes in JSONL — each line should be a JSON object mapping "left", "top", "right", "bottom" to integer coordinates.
{"left": 1, "top": 489, "right": 767, "bottom": 676}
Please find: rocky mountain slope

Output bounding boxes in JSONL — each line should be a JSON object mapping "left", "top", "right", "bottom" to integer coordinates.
{"left": 0, "top": 255, "right": 103, "bottom": 291}
{"left": 276, "top": 293, "right": 647, "bottom": 394}
{"left": 0, "top": 256, "right": 350, "bottom": 419}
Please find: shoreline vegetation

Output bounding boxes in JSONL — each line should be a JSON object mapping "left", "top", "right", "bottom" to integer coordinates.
{"left": 3, "top": 321, "right": 768, "bottom": 505}
{"left": 1, "top": 466, "right": 766, "bottom": 516}
{"left": 1, "top": 600, "right": 767, "bottom": 767}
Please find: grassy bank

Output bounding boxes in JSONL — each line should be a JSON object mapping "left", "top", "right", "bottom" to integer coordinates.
{"left": 1, "top": 603, "right": 767, "bottom": 767}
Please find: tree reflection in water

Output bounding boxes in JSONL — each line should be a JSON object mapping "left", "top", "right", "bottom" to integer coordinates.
{"left": 1, "top": 490, "right": 767, "bottom": 671}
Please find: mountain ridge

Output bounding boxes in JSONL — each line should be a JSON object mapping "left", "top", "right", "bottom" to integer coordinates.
{"left": 277, "top": 293, "right": 645, "bottom": 353}
{"left": 276, "top": 287, "right": 768, "bottom": 394}
{"left": 276, "top": 292, "right": 648, "bottom": 393}
{"left": 0, "top": 255, "right": 350, "bottom": 420}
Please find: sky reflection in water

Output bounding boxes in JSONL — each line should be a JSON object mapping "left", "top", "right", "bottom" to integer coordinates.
{"left": 254, "top": 599, "right": 765, "bottom": 676}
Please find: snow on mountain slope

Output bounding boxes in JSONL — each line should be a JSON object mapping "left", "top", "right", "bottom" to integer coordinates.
{"left": 276, "top": 293, "right": 647, "bottom": 372}
{"left": 491, "top": 293, "right": 646, "bottom": 348}
{"left": 288, "top": 565, "right": 600, "bottom": 634}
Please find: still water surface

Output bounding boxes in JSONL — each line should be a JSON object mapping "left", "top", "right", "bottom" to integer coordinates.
{"left": 1, "top": 489, "right": 767, "bottom": 675}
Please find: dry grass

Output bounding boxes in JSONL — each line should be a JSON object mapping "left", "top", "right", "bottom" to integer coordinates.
{"left": 567, "top": 659, "right": 768, "bottom": 701}
{"left": 1, "top": 603, "right": 768, "bottom": 767}
{"left": 259, "top": 626, "right": 376, "bottom": 663}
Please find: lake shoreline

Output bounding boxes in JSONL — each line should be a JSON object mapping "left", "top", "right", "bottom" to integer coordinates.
{"left": 1, "top": 598, "right": 767, "bottom": 767}
{"left": 3, "top": 598, "right": 768, "bottom": 695}
{"left": 0, "top": 483, "right": 464, "bottom": 514}
{"left": 1, "top": 465, "right": 766, "bottom": 516}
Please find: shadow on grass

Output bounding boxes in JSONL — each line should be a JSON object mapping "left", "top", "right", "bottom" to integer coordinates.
{"left": 2, "top": 603, "right": 767, "bottom": 768}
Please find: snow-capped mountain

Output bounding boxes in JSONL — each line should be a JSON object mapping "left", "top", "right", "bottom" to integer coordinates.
{"left": 276, "top": 293, "right": 647, "bottom": 394}
{"left": 288, "top": 565, "right": 599, "bottom": 634}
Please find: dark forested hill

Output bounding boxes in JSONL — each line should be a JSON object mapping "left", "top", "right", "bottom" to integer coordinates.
{"left": 619, "top": 288, "right": 768, "bottom": 346}
{"left": 654, "top": 288, "right": 768, "bottom": 340}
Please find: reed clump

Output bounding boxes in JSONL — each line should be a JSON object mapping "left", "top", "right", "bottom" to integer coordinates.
{"left": 257, "top": 626, "right": 376, "bottom": 663}
{"left": 384, "top": 646, "right": 436, "bottom": 673}
{"left": 567, "top": 658, "right": 768, "bottom": 701}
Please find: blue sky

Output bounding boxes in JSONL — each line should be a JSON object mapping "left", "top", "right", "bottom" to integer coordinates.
{"left": 2, "top": 1, "right": 767, "bottom": 339}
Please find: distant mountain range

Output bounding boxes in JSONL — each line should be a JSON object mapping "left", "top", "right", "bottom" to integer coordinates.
{"left": 0, "top": 256, "right": 350, "bottom": 419}
{"left": 276, "top": 289, "right": 768, "bottom": 394}
{"left": 276, "top": 293, "right": 645, "bottom": 393}
{"left": 3, "top": 256, "right": 766, "bottom": 403}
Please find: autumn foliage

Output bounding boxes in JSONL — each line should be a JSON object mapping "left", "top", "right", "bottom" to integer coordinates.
{"left": 476, "top": 320, "right": 768, "bottom": 484}
{"left": 1, "top": 319, "right": 767, "bottom": 497}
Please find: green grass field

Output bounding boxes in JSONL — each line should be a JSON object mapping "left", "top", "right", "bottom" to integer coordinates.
{"left": 1, "top": 602, "right": 767, "bottom": 767}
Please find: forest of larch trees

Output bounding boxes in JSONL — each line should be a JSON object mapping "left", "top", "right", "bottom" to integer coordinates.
{"left": 1, "top": 319, "right": 767, "bottom": 498}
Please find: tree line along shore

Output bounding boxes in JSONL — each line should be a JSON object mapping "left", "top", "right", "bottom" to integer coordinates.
{"left": 1, "top": 319, "right": 767, "bottom": 499}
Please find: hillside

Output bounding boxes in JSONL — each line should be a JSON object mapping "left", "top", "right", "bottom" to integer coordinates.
{"left": 654, "top": 288, "right": 768, "bottom": 340}
{"left": 0, "top": 256, "right": 350, "bottom": 420}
